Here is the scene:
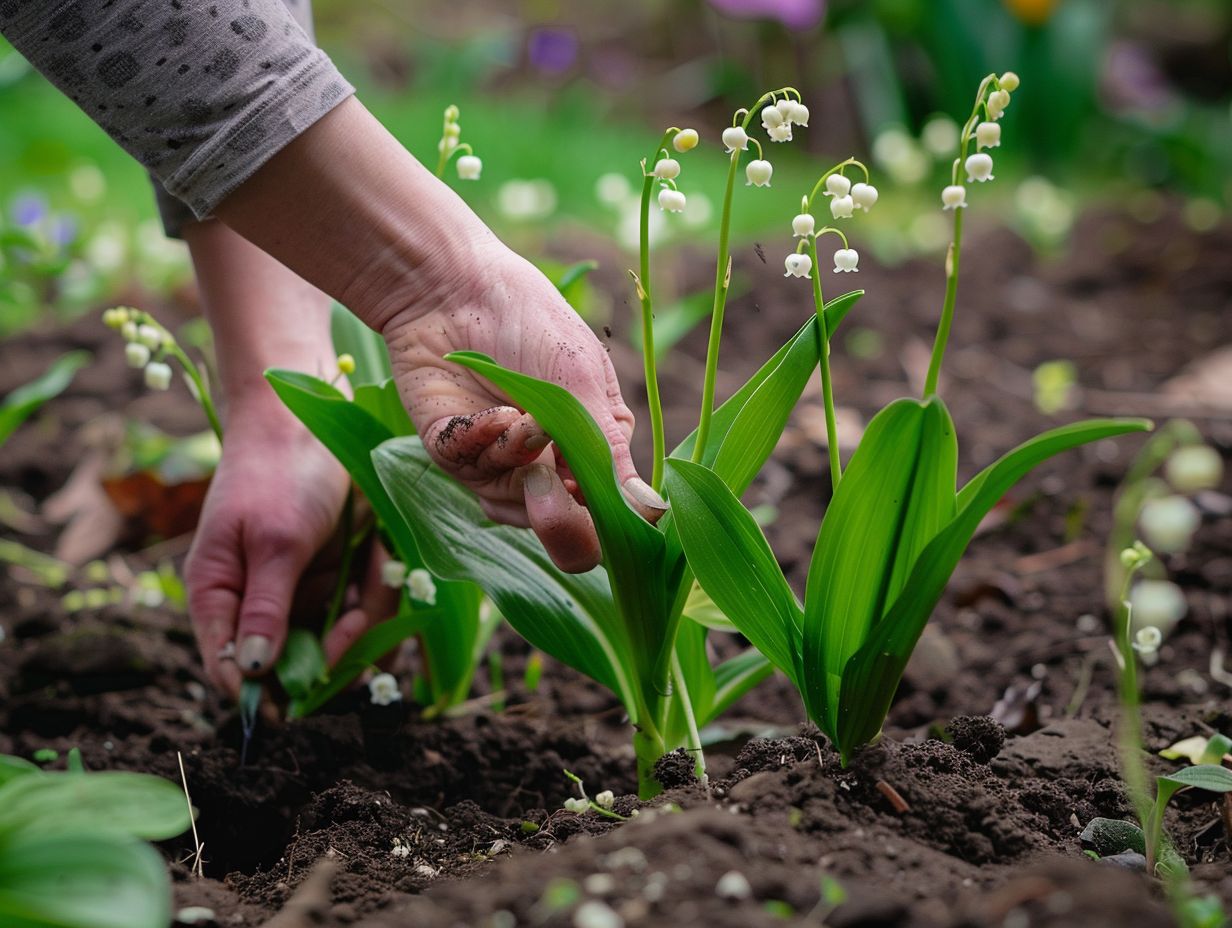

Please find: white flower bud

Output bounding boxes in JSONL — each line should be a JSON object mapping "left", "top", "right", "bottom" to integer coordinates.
{"left": 760, "top": 104, "right": 784, "bottom": 129}
{"left": 1139, "top": 495, "right": 1200, "bottom": 554}
{"left": 573, "top": 901, "right": 623, "bottom": 928}
{"left": 833, "top": 248, "right": 859, "bottom": 273}
{"left": 121, "top": 320, "right": 138, "bottom": 342}
{"left": 456, "top": 155, "right": 482, "bottom": 180}
{"left": 986, "top": 89, "right": 1011, "bottom": 120}
{"left": 745, "top": 159, "right": 772, "bottom": 187}
{"left": 942, "top": 184, "right": 968, "bottom": 210}
{"left": 102, "top": 307, "right": 127, "bottom": 329}
{"left": 965, "top": 153, "right": 994, "bottom": 183}
{"left": 368, "top": 673, "right": 402, "bottom": 706}
{"left": 975, "top": 122, "right": 1001, "bottom": 150}
{"left": 1129, "top": 579, "right": 1187, "bottom": 634}
{"left": 673, "top": 128, "right": 699, "bottom": 152}
{"left": 137, "top": 324, "right": 162, "bottom": 349}
{"left": 407, "top": 568, "right": 438, "bottom": 605}
{"left": 825, "top": 174, "right": 852, "bottom": 198}
{"left": 381, "top": 559, "right": 408, "bottom": 589}
{"left": 1132, "top": 626, "right": 1162, "bottom": 656}
{"left": 658, "top": 188, "right": 687, "bottom": 213}
{"left": 788, "top": 100, "right": 809, "bottom": 126}
{"left": 722, "top": 126, "right": 749, "bottom": 153}
{"left": 999, "top": 71, "right": 1020, "bottom": 92}
{"left": 595, "top": 789, "right": 615, "bottom": 810}
{"left": 564, "top": 797, "right": 588, "bottom": 813}
{"left": 1165, "top": 445, "right": 1223, "bottom": 493}
{"left": 775, "top": 98, "right": 793, "bottom": 121}
{"left": 443, "top": 123, "right": 461, "bottom": 140}
{"left": 783, "top": 253, "right": 812, "bottom": 279}
{"left": 792, "top": 213, "right": 815, "bottom": 237}
{"left": 653, "top": 158, "right": 681, "bottom": 180}
{"left": 143, "top": 361, "right": 172, "bottom": 391}
{"left": 829, "top": 195, "right": 855, "bottom": 219}
{"left": 851, "top": 182, "right": 878, "bottom": 212}
{"left": 125, "top": 342, "right": 150, "bottom": 368}
{"left": 767, "top": 123, "right": 793, "bottom": 143}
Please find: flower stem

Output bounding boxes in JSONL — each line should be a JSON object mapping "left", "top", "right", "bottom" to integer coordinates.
{"left": 807, "top": 238, "right": 841, "bottom": 487}
{"left": 165, "top": 342, "right": 224, "bottom": 443}
{"left": 670, "top": 647, "right": 707, "bottom": 783}
{"left": 922, "top": 206, "right": 963, "bottom": 398}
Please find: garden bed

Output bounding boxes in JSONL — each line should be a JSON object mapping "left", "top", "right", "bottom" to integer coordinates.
{"left": 1, "top": 205, "right": 1230, "bottom": 927}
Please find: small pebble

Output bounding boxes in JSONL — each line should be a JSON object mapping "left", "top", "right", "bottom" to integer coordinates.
{"left": 583, "top": 873, "right": 616, "bottom": 895}
{"left": 573, "top": 900, "right": 624, "bottom": 928}
{"left": 715, "top": 870, "right": 752, "bottom": 900}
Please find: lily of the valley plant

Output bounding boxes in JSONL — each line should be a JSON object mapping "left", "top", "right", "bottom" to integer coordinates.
{"left": 663, "top": 73, "right": 1150, "bottom": 763}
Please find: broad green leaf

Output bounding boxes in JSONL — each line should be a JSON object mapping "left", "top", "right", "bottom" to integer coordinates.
{"left": 0, "top": 771, "right": 190, "bottom": 840}
{"left": 330, "top": 302, "right": 391, "bottom": 386}
{"left": 836, "top": 416, "right": 1150, "bottom": 757}
{"left": 0, "top": 756, "right": 39, "bottom": 787}
{"left": 275, "top": 629, "right": 328, "bottom": 701}
{"left": 288, "top": 606, "right": 437, "bottom": 718}
{"left": 0, "top": 831, "right": 170, "bottom": 928}
{"left": 665, "top": 459, "right": 802, "bottom": 685}
{"left": 555, "top": 259, "right": 599, "bottom": 294}
{"left": 443, "top": 352, "right": 669, "bottom": 691}
{"left": 1201, "top": 733, "right": 1232, "bottom": 765}
{"left": 1079, "top": 817, "right": 1145, "bottom": 856}
{"left": 0, "top": 351, "right": 90, "bottom": 446}
{"left": 1160, "top": 764, "right": 1232, "bottom": 793}
{"left": 682, "top": 581, "right": 736, "bottom": 633}
{"left": 663, "top": 619, "right": 716, "bottom": 749}
{"left": 805, "top": 397, "right": 957, "bottom": 729}
{"left": 418, "top": 581, "right": 488, "bottom": 712}
{"left": 353, "top": 379, "right": 414, "bottom": 437}
{"left": 373, "top": 437, "right": 640, "bottom": 719}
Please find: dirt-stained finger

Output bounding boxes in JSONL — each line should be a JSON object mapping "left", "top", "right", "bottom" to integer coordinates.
{"left": 522, "top": 463, "right": 602, "bottom": 573}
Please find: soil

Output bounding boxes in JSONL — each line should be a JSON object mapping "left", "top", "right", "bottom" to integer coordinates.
{"left": 1, "top": 204, "right": 1231, "bottom": 927}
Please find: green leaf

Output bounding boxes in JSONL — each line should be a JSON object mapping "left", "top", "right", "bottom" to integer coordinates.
{"left": 1201, "top": 734, "right": 1232, "bottom": 765}
{"left": 0, "top": 756, "right": 40, "bottom": 787}
{"left": 819, "top": 289, "right": 864, "bottom": 341}
{"left": 275, "top": 629, "right": 328, "bottom": 701}
{"left": 681, "top": 581, "right": 736, "bottom": 633}
{"left": 353, "top": 379, "right": 414, "bottom": 437}
{"left": 1079, "top": 817, "right": 1145, "bottom": 856}
{"left": 443, "top": 352, "right": 669, "bottom": 693}
{"left": 419, "top": 582, "right": 489, "bottom": 712}
{"left": 373, "top": 437, "right": 640, "bottom": 720}
{"left": 1160, "top": 764, "right": 1232, "bottom": 794}
{"left": 0, "top": 351, "right": 90, "bottom": 446}
{"left": 330, "top": 302, "right": 391, "bottom": 386}
{"left": 665, "top": 459, "right": 802, "bottom": 685}
{"left": 706, "top": 649, "right": 775, "bottom": 727}
{"left": 837, "top": 416, "right": 1150, "bottom": 757}
{"left": 805, "top": 397, "right": 957, "bottom": 730}
{"left": 555, "top": 259, "right": 599, "bottom": 295}
{"left": 0, "top": 831, "right": 171, "bottom": 928}
{"left": 0, "top": 771, "right": 190, "bottom": 840}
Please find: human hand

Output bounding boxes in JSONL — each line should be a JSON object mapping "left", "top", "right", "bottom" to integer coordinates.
{"left": 383, "top": 245, "right": 667, "bottom": 574}
{"left": 185, "top": 406, "right": 397, "bottom": 691}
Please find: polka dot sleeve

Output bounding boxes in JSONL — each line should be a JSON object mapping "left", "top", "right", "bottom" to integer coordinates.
{"left": 0, "top": 0, "right": 355, "bottom": 220}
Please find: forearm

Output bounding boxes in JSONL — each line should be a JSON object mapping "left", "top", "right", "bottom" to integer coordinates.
{"left": 183, "top": 219, "right": 336, "bottom": 423}
{"left": 213, "top": 97, "right": 494, "bottom": 334}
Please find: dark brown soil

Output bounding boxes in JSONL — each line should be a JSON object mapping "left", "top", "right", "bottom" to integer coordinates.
{"left": 1, "top": 204, "right": 1230, "bottom": 927}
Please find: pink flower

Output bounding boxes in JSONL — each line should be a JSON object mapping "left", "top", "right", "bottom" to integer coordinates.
{"left": 707, "top": 0, "right": 825, "bottom": 30}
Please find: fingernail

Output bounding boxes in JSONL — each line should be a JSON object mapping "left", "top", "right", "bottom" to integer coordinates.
{"left": 524, "top": 464, "right": 555, "bottom": 498}
{"left": 623, "top": 477, "right": 668, "bottom": 513}
{"left": 238, "top": 635, "right": 273, "bottom": 673}
{"left": 525, "top": 432, "right": 552, "bottom": 452}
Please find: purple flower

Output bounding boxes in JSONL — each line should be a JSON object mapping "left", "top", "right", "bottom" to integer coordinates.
{"left": 708, "top": 0, "right": 825, "bottom": 29}
{"left": 11, "top": 192, "right": 47, "bottom": 227}
{"left": 50, "top": 214, "right": 79, "bottom": 247}
{"left": 528, "top": 27, "right": 578, "bottom": 75}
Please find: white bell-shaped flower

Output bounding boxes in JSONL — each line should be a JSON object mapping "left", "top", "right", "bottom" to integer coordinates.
{"left": 121, "top": 320, "right": 138, "bottom": 342}
{"left": 829, "top": 195, "right": 855, "bottom": 219}
{"left": 986, "top": 89, "right": 1011, "bottom": 120}
{"left": 722, "top": 126, "right": 750, "bottom": 153}
{"left": 760, "top": 105, "right": 784, "bottom": 130}
{"left": 1129, "top": 579, "right": 1187, "bottom": 634}
{"left": 407, "top": 568, "right": 438, "bottom": 605}
{"left": 653, "top": 158, "right": 681, "bottom": 180}
{"left": 964, "top": 153, "right": 994, "bottom": 183}
{"left": 380, "top": 559, "right": 408, "bottom": 589}
{"left": 1139, "top": 495, "right": 1200, "bottom": 554}
{"left": 673, "top": 128, "right": 699, "bottom": 152}
{"left": 1132, "top": 626, "right": 1163, "bottom": 656}
{"left": 658, "top": 188, "right": 687, "bottom": 213}
{"left": 999, "top": 71, "right": 1020, "bottom": 92}
{"left": 143, "top": 361, "right": 172, "bottom": 391}
{"left": 767, "top": 123, "right": 793, "bottom": 143}
{"left": 137, "top": 324, "right": 163, "bottom": 349}
{"left": 851, "top": 182, "right": 878, "bottom": 212}
{"left": 824, "top": 174, "right": 851, "bottom": 198}
{"left": 783, "top": 253, "right": 812, "bottom": 279}
{"left": 368, "top": 672, "right": 402, "bottom": 706}
{"left": 975, "top": 122, "right": 1001, "bottom": 150}
{"left": 792, "top": 213, "right": 815, "bottom": 237}
{"left": 1164, "top": 445, "right": 1223, "bottom": 493}
{"left": 745, "top": 159, "right": 773, "bottom": 187}
{"left": 788, "top": 100, "right": 809, "bottom": 127}
{"left": 594, "top": 790, "right": 615, "bottom": 810}
{"left": 125, "top": 342, "right": 150, "bottom": 369}
{"left": 775, "top": 98, "right": 794, "bottom": 121}
{"left": 833, "top": 248, "right": 859, "bottom": 273}
{"left": 456, "top": 155, "right": 482, "bottom": 180}
{"left": 942, "top": 184, "right": 968, "bottom": 210}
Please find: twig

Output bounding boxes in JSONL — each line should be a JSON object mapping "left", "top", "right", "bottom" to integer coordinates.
{"left": 875, "top": 780, "right": 911, "bottom": 814}
{"left": 177, "top": 751, "right": 205, "bottom": 879}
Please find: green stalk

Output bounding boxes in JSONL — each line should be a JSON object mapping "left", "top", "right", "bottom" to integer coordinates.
{"left": 632, "top": 723, "right": 668, "bottom": 800}
{"left": 165, "top": 342, "right": 223, "bottom": 443}
{"left": 670, "top": 648, "right": 707, "bottom": 783}
{"left": 321, "top": 489, "right": 357, "bottom": 636}
{"left": 807, "top": 237, "right": 841, "bottom": 487}
{"left": 1111, "top": 556, "right": 1154, "bottom": 859}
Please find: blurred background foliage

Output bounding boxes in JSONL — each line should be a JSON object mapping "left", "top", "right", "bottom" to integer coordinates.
{"left": 1, "top": 0, "right": 1229, "bottom": 335}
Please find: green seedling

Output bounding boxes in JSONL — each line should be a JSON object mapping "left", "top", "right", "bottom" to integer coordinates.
{"left": 0, "top": 349, "right": 90, "bottom": 447}
{"left": 665, "top": 73, "right": 1148, "bottom": 763}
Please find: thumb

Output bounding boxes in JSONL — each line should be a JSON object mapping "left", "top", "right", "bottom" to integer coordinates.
{"left": 593, "top": 359, "right": 667, "bottom": 524}
{"left": 235, "top": 539, "right": 312, "bottom": 676}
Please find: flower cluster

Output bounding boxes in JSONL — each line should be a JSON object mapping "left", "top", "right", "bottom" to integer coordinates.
{"left": 380, "top": 559, "right": 439, "bottom": 606}
{"left": 783, "top": 160, "right": 878, "bottom": 280}
{"left": 437, "top": 104, "right": 482, "bottom": 182}
{"left": 942, "top": 71, "right": 1019, "bottom": 211}
{"left": 720, "top": 89, "right": 808, "bottom": 190}
{"left": 102, "top": 306, "right": 174, "bottom": 392}
{"left": 651, "top": 127, "right": 699, "bottom": 214}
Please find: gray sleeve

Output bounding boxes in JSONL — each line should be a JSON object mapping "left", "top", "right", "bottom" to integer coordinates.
{"left": 0, "top": 0, "right": 354, "bottom": 221}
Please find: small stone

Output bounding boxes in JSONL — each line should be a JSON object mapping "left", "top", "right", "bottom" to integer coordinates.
{"left": 573, "top": 900, "right": 624, "bottom": 928}
{"left": 715, "top": 870, "right": 752, "bottom": 900}
{"left": 583, "top": 873, "right": 616, "bottom": 895}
